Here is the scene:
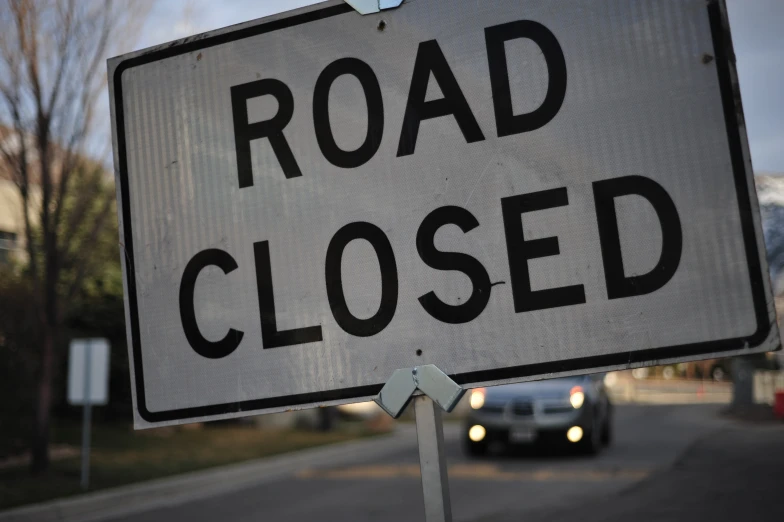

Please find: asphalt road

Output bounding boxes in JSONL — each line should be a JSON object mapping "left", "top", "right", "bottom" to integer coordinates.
{"left": 106, "top": 404, "right": 784, "bottom": 522}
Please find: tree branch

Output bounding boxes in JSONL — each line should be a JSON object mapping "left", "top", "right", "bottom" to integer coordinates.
{"left": 43, "top": 0, "right": 75, "bottom": 116}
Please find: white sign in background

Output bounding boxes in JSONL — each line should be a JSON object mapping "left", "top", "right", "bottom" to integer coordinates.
{"left": 67, "top": 339, "right": 110, "bottom": 406}
{"left": 110, "top": 0, "right": 779, "bottom": 427}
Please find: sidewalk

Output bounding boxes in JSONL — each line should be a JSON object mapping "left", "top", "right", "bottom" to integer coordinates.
{"left": 0, "top": 425, "right": 432, "bottom": 522}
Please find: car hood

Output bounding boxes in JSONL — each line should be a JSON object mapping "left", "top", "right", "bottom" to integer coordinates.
{"left": 482, "top": 379, "right": 581, "bottom": 401}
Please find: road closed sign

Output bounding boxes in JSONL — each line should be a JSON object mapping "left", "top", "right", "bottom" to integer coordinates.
{"left": 110, "top": 0, "right": 779, "bottom": 427}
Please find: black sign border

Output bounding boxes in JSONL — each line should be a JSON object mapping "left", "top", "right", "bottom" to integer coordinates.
{"left": 112, "top": 1, "right": 773, "bottom": 423}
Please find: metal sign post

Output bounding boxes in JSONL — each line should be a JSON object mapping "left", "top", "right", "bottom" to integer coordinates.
{"left": 414, "top": 396, "right": 452, "bottom": 522}
{"left": 375, "top": 365, "right": 464, "bottom": 522}
{"left": 81, "top": 339, "right": 93, "bottom": 490}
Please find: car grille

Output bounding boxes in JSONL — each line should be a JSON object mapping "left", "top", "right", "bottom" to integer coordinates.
{"left": 480, "top": 403, "right": 505, "bottom": 414}
{"left": 511, "top": 400, "right": 534, "bottom": 416}
{"left": 543, "top": 405, "right": 573, "bottom": 414}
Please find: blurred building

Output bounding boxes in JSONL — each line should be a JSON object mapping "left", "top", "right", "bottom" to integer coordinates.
{"left": 0, "top": 177, "right": 24, "bottom": 264}
{"left": 0, "top": 125, "right": 107, "bottom": 266}
{"left": 756, "top": 174, "right": 784, "bottom": 294}
{"left": 0, "top": 126, "right": 41, "bottom": 266}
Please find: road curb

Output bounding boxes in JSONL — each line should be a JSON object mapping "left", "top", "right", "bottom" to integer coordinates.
{"left": 0, "top": 425, "right": 426, "bottom": 522}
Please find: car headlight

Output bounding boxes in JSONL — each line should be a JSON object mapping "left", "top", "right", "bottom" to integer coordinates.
{"left": 567, "top": 426, "right": 583, "bottom": 443}
{"left": 469, "top": 388, "right": 485, "bottom": 409}
{"left": 468, "top": 425, "right": 486, "bottom": 442}
{"left": 569, "top": 386, "right": 585, "bottom": 409}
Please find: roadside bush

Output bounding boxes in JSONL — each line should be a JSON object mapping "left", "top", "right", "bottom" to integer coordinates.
{"left": 0, "top": 271, "right": 40, "bottom": 458}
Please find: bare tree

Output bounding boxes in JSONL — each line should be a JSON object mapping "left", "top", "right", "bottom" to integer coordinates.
{"left": 0, "top": 0, "right": 148, "bottom": 473}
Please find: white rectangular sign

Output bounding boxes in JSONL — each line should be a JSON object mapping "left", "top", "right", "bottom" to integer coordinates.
{"left": 109, "top": 0, "right": 779, "bottom": 427}
{"left": 67, "top": 339, "right": 110, "bottom": 406}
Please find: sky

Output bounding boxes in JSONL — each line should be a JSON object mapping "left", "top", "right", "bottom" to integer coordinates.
{"left": 128, "top": 0, "right": 784, "bottom": 174}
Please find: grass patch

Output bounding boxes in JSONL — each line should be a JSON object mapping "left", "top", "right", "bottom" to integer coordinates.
{"left": 0, "top": 419, "right": 379, "bottom": 511}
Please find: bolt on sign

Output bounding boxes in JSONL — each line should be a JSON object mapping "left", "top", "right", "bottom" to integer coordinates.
{"left": 109, "top": 0, "right": 779, "bottom": 428}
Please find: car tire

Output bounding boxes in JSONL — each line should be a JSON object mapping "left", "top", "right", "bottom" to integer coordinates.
{"left": 580, "top": 418, "right": 602, "bottom": 455}
{"left": 601, "top": 415, "right": 612, "bottom": 446}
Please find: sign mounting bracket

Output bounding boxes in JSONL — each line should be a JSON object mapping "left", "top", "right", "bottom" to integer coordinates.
{"left": 374, "top": 364, "right": 465, "bottom": 418}
{"left": 344, "top": 0, "right": 404, "bottom": 15}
